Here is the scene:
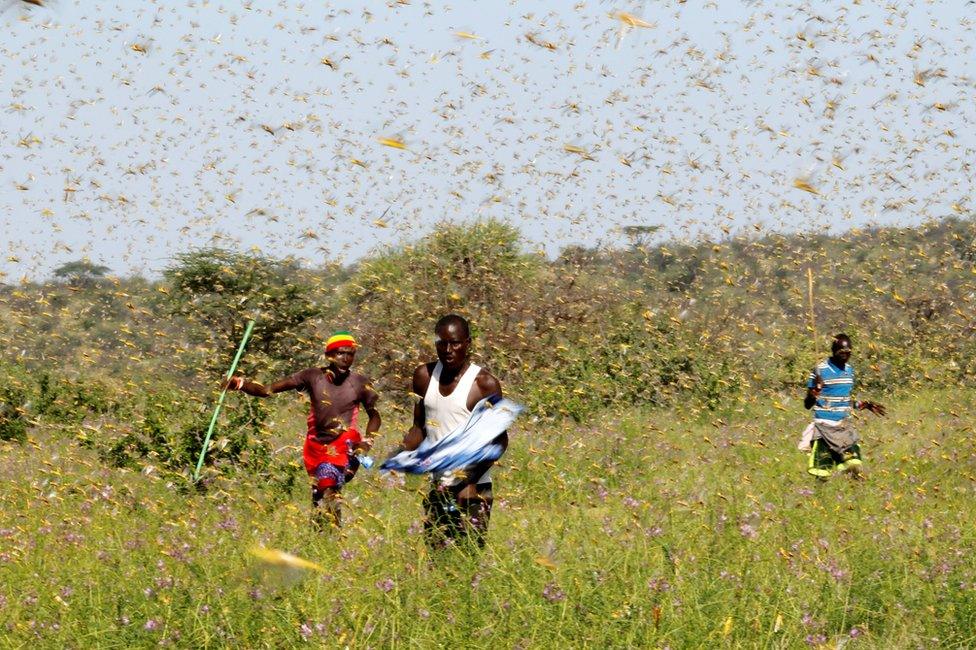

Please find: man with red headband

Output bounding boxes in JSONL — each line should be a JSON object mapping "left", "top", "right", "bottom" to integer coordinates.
{"left": 225, "top": 331, "right": 380, "bottom": 527}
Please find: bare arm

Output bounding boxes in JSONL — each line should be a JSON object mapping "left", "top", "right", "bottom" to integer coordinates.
{"left": 401, "top": 363, "right": 431, "bottom": 451}
{"left": 471, "top": 371, "right": 503, "bottom": 406}
{"left": 803, "top": 388, "right": 818, "bottom": 410}
{"left": 357, "top": 381, "right": 382, "bottom": 452}
{"left": 225, "top": 375, "right": 301, "bottom": 398}
{"left": 804, "top": 371, "right": 822, "bottom": 410}
{"left": 402, "top": 400, "right": 425, "bottom": 451}
{"left": 458, "top": 370, "right": 507, "bottom": 487}
{"left": 855, "top": 399, "right": 886, "bottom": 416}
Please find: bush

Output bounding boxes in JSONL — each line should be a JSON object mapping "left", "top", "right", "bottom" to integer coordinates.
{"left": 35, "top": 373, "right": 119, "bottom": 425}
{"left": 97, "top": 385, "right": 279, "bottom": 480}
{"left": 0, "top": 362, "right": 33, "bottom": 442}
{"left": 344, "top": 219, "right": 548, "bottom": 403}
{"left": 162, "top": 248, "right": 325, "bottom": 377}
{"left": 342, "top": 220, "right": 769, "bottom": 420}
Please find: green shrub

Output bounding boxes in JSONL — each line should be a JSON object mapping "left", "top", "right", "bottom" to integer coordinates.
{"left": 0, "top": 362, "right": 33, "bottom": 442}
{"left": 35, "top": 372, "right": 119, "bottom": 423}
{"left": 95, "top": 385, "right": 278, "bottom": 478}
{"left": 162, "top": 248, "right": 324, "bottom": 376}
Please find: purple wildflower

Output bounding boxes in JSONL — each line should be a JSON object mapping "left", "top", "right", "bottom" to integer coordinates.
{"left": 648, "top": 577, "right": 671, "bottom": 592}
{"left": 542, "top": 581, "right": 566, "bottom": 603}
{"left": 644, "top": 525, "right": 664, "bottom": 537}
{"left": 739, "top": 523, "right": 758, "bottom": 539}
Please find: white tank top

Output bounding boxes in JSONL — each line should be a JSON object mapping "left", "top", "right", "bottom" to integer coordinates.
{"left": 424, "top": 361, "right": 489, "bottom": 484}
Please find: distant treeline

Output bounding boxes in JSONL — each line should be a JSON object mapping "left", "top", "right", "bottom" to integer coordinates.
{"left": 2, "top": 217, "right": 975, "bottom": 443}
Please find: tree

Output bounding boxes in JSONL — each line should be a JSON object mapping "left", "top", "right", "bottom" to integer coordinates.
{"left": 53, "top": 260, "right": 111, "bottom": 288}
{"left": 162, "top": 248, "right": 325, "bottom": 374}
{"left": 343, "top": 219, "right": 545, "bottom": 397}
{"left": 622, "top": 224, "right": 661, "bottom": 251}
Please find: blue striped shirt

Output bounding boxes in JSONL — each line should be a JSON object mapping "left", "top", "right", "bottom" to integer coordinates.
{"left": 807, "top": 359, "right": 854, "bottom": 422}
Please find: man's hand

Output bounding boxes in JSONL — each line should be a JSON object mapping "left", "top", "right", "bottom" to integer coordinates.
{"left": 861, "top": 401, "right": 886, "bottom": 416}
{"left": 224, "top": 376, "right": 245, "bottom": 391}
{"left": 811, "top": 373, "right": 824, "bottom": 396}
{"left": 804, "top": 371, "right": 823, "bottom": 410}
{"left": 354, "top": 439, "right": 373, "bottom": 454}
{"left": 402, "top": 426, "right": 423, "bottom": 451}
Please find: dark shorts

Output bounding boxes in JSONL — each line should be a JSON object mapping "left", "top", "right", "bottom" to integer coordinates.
{"left": 423, "top": 482, "right": 493, "bottom": 547}
{"left": 808, "top": 439, "right": 862, "bottom": 477}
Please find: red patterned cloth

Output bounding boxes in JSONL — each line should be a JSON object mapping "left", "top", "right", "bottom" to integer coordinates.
{"left": 302, "top": 404, "right": 362, "bottom": 488}
{"left": 303, "top": 426, "right": 361, "bottom": 474}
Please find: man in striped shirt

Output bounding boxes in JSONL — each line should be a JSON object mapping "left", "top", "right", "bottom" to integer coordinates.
{"left": 804, "top": 333, "right": 885, "bottom": 478}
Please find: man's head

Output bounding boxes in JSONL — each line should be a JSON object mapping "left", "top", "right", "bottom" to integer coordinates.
{"left": 830, "top": 333, "right": 852, "bottom": 365}
{"left": 325, "top": 331, "right": 357, "bottom": 372}
{"left": 434, "top": 314, "right": 471, "bottom": 370}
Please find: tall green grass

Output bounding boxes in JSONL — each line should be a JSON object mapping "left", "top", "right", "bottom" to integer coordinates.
{"left": 1, "top": 387, "right": 974, "bottom": 648}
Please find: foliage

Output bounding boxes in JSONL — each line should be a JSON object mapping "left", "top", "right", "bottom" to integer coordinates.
{"left": 342, "top": 219, "right": 737, "bottom": 418}
{"left": 162, "top": 248, "right": 326, "bottom": 376}
{"left": 1, "top": 217, "right": 974, "bottom": 430}
{"left": 96, "top": 385, "right": 283, "bottom": 482}
{"left": 34, "top": 372, "right": 120, "bottom": 425}
{"left": 0, "top": 389, "right": 974, "bottom": 646}
{"left": 52, "top": 259, "right": 111, "bottom": 288}
{"left": 0, "top": 362, "right": 33, "bottom": 442}
{"left": 343, "top": 219, "right": 547, "bottom": 400}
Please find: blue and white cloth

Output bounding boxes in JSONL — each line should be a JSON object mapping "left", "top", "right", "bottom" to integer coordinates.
{"left": 382, "top": 396, "right": 523, "bottom": 475}
{"left": 807, "top": 359, "right": 854, "bottom": 422}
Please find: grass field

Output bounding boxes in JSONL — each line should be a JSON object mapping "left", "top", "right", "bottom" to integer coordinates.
{"left": 1, "top": 387, "right": 975, "bottom": 648}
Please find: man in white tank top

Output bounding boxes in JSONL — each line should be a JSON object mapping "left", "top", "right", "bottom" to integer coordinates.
{"left": 402, "top": 314, "right": 507, "bottom": 548}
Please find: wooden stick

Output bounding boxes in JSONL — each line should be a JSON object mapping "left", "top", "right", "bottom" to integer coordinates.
{"left": 807, "top": 267, "right": 816, "bottom": 342}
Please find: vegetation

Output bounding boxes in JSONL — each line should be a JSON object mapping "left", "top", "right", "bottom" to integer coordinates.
{"left": 1, "top": 389, "right": 974, "bottom": 647}
{"left": 162, "top": 248, "right": 327, "bottom": 376}
{"left": 0, "top": 217, "right": 974, "bottom": 646}
{"left": 52, "top": 260, "right": 111, "bottom": 288}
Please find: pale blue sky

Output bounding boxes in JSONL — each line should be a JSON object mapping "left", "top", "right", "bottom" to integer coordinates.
{"left": 2, "top": 1, "right": 973, "bottom": 281}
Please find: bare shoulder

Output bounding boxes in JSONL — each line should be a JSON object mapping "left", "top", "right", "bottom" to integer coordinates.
{"left": 412, "top": 362, "right": 436, "bottom": 396}
{"left": 474, "top": 367, "right": 502, "bottom": 399}
{"left": 270, "top": 367, "right": 313, "bottom": 393}
{"left": 351, "top": 371, "right": 373, "bottom": 389}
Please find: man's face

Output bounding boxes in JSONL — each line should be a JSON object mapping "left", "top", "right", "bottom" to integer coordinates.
{"left": 434, "top": 323, "right": 470, "bottom": 370}
{"left": 328, "top": 346, "right": 356, "bottom": 372}
{"left": 832, "top": 340, "right": 852, "bottom": 364}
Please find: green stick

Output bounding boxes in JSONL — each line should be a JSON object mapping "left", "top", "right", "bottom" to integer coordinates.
{"left": 193, "top": 319, "right": 255, "bottom": 482}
